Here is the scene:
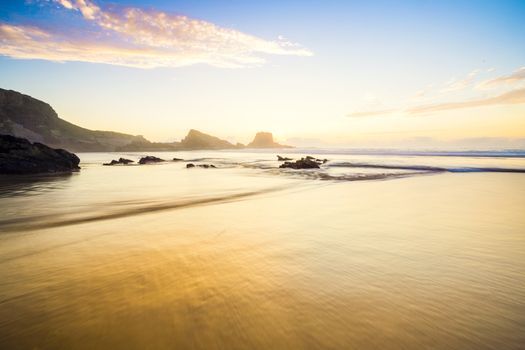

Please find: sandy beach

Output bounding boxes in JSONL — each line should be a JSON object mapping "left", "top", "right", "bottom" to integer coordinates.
{"left": 1, "top": 151, "right": 524, "bottom": 349}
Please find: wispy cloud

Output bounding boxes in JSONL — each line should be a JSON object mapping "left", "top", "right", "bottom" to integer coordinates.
{"left": 348, "top": 66, "right": 525, "bottom": 117}
{"left": 347, "top": 87, "right": 525, "bottom": 117}
{"left": 408, "top": 88, "right": 525, "bottom": 114}
{"left": 0, "top": 0, "right": 312, "bottom": 68}
{"left": 477, "top": 67, "right": 525, "bottom": 89}
{"left": 439, "top": 69, "right": 480, "bottom": 93}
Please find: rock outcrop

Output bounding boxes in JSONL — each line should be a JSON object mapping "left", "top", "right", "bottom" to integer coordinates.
{"left": 138, "top": 156, "right": 164, "bottom": 164}
{"left": 279, "top": 156, "right": 327, "bottom": 169}
{"left": 180, "top": 129, "right": 241, "bottom": 150}
{"left": 0, "top": 134, "right": 80, "bottom": 174}
{"left": 103, "top": 158, "right": 134, "bottom": 166}
{"left": 277, "top": 155, "right": 293, "bottom": 161}
{"left": 186, "top": 163, "right": 216, "bottom": 168}
{"left": 247, "top": 132, "right": 292, "bottom": 149}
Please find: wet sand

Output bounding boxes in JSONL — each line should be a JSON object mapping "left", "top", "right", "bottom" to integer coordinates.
{"left": 1, "top": 164, "right": 525, "bottom": 349}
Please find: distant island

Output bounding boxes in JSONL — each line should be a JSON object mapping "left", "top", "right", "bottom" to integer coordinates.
{"left": 0, "top": 88, "right": 291, "bottom": 152}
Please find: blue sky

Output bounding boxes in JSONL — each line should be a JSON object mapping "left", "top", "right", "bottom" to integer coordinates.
{"left": 1, "top": 0, "right": 524, "bottom": 147}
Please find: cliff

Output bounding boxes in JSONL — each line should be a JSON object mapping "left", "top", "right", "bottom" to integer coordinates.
{"left": 0, "top": 88, "right": 147, "bottom": 152}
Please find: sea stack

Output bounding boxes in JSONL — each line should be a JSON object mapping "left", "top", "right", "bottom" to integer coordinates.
{"left": 247, "top": 132, "right": 292, "bottom": 149}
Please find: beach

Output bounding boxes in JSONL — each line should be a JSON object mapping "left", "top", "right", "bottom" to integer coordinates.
{"left": 1, "top": 150, "right": 524, "bottom": 349}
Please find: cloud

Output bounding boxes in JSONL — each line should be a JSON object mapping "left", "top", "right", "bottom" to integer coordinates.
{"left": 0, "top": 0, "right": 312, "bottom": 68}
{"left": 408, "top": 88, "right": 525, "bottom": 114}
{"left": 347, "top": 88, "right": 525, "bottom": 117}
{"left": 439, "top": 69, "right": 480, "bottom": 93}
{"left": 347, "top": 66, "right": 525, "bottom": 118}
{"left": 477, "top": 67, "right": 525, "bottom": 89}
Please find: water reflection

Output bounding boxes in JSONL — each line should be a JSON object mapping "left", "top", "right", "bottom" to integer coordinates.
{"left": 0, "top": 173, "right": 75, "bottom": 198}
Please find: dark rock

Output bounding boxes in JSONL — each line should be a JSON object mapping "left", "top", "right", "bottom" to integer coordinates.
{"left": 172, "top": 158, "right": 184, "bottom": 161}
{"left": 138, "top": 156, "right": 164, "bottom": 164}
{"left": 119, "top": 157, "right": 134, "bottom": 164}
{"left": 277, "top": 155, "right": 293, "bottom": 161}
{"left": 0, "top": 134, "right": 80, "bottom": 174}
{"left": 187, "top": 163, "right": 216, "bottom": 168}
{"left": 279, "top": 157, "right": 321, "bottom": 169}
{"left": 103, "top": 157, "right": 134, "bottom": 166}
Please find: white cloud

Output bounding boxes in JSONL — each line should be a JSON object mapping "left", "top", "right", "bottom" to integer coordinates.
{"left": 0, "top": 0, "right": 312, "bottom": 69}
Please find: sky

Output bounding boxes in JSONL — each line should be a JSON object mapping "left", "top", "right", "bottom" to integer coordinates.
{"left": 1, "top": 0, "right": 525, "bottom": 148}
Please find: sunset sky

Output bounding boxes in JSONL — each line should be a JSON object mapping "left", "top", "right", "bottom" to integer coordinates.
{"left": 1, "top": 0, "right": 524, "bottom": 148}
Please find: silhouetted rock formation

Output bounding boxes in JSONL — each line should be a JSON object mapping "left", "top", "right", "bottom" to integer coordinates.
{"left": 0, "top": 88, "right": 147, "bottom": 152}
{"left": 0, "top": 89, "right": 297, "bottom": 153}
{"left": 0, "top": 134, "right": 80, "bottom": 174}
{"left": 103, "top": 158, "right": 134, "bottom": 166}
{"left": 186, "top": 163, "right": 195, "bottom": 168}
{"left": 172, "top": 158, "right": 184, "bottom": 161}
{"left": 248, "top": 132, "right": 292, "bottom": 149}
{"left": 138, "top": 156, "right": 164, "bottom": 164}
{"left": 180, "top": 129, "right": 240, "bottom": 150}
{"left": 279, "top": 156, "right": 326, "bottom": 169}
{"left": 277, "top": 155, "right": 293, "bottom": 161}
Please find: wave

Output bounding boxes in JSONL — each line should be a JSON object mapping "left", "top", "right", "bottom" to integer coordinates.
{"left": 327, "top": 162, "right": 525, "bottom": 173}
{"left": 263, "top": 148, "right": 525, "bottom": 158}
{"left": 278, "top": 170, "right": 429, "bottom": 181}
{"left": 0, "top": 186, "right": 291, "bottom": 234}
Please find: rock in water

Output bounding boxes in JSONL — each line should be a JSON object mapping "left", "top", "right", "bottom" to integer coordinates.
{"left": 186, "top": 163, "right": 216, "bottom": 168}
{"left": 138, "top": 156, "right": 164, "bottom": 164}
{"left": 279, "top": 157, "right": 322, "bottom": 169}
{"left": 103, "top": 157, "right": 134, "bottom": 166}
{"left": 277, "top": 155, "right": 293, "bottom": 161}
{"left": 0, "top": 134, "right": 80, "bottom": 174}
